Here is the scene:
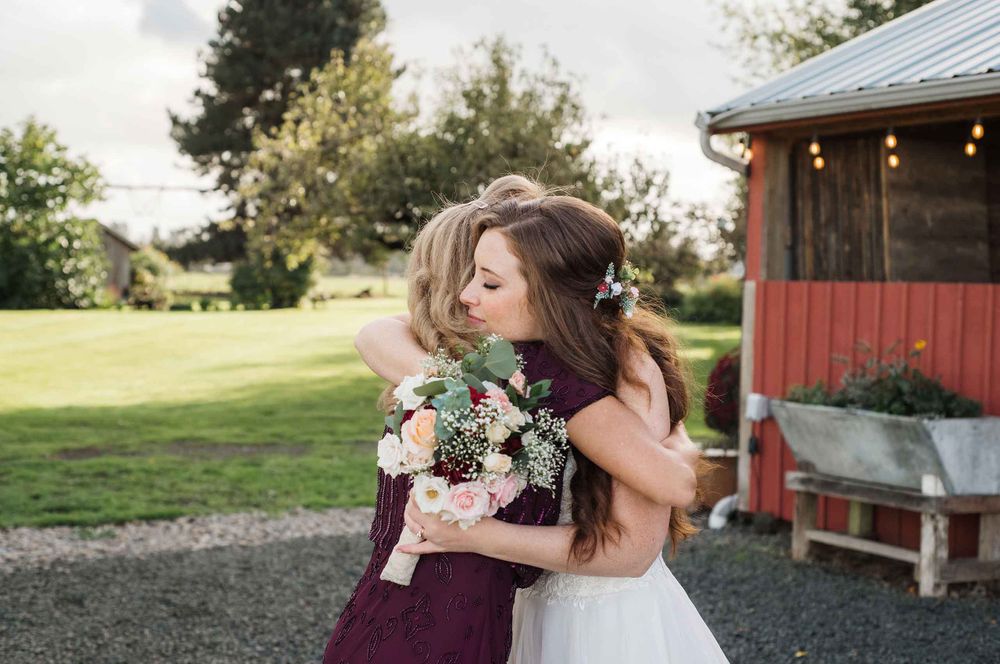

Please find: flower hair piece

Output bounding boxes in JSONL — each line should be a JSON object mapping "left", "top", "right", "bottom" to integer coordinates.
{"left": 593, "top": 260, "right": 640, "bottom": 318}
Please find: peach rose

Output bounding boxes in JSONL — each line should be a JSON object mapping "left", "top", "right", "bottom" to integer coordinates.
{"left": 401, "top": 408, "right": 438, "bottom": 466}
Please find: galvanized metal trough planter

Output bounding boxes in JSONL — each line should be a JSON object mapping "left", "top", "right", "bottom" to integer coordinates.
{"left": 770, "top": 400, "right": 1000, "bottom": 495}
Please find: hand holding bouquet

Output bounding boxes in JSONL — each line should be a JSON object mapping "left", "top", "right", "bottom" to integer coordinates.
{"left": 377, "top": 335, "right": 568, "bottom": 585}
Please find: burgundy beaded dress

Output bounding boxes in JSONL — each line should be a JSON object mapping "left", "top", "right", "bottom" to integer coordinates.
{"left": 322, "top": 342, "right": 610, "bottom": 664}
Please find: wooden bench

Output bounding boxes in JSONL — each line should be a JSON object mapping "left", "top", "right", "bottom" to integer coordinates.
{"left": 786, "top": 471, "right": 1000, "bottom": 597}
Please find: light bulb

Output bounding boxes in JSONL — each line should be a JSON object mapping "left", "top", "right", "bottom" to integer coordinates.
{"left": 971, "top": 121, "right": 985, "bottom": 140}
{"left": 744, "top": 147, "right": 754, "bottom": 161}
{"left": 884, "top": 131, "right": 897, "bottom": 149}
{"left": 813, "top": 155, "right": 825, "bottom": 170}
{"left": 808, "top": 140, "right": 821, "bottom": 156}
{"left": 887, "top": 153, "right": 900, "bottom": 168}
{"left": 965, "top": 141, "right": 977, "bottom": 157}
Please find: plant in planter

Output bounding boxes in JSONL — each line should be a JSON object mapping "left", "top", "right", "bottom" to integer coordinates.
{"left": 787, "top": 340, "right": 981, "bottom": 418}
{"left": 773, "top": 340, "right": 999, "bottom": 495}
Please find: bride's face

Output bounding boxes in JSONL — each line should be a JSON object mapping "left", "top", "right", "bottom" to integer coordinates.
{"left": 459, "top": 229, "right": 542, "bottom": 342}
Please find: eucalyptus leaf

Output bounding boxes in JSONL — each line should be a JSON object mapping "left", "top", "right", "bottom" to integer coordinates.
{"left": 462, "top": 352, "right": 484, "bottom": 373}
{"left": 484, "top": 340, "right": 517, "bottom": 379}
{"left": 463, "top": 372, "right": 487, "bottom": 393}
{"left": 413, "top": 379, "right": 448, "bottom": 397}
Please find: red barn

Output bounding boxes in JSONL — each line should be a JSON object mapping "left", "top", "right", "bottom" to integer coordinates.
{"left": 697, "top": 0, "right": 1000, "bottom": 563}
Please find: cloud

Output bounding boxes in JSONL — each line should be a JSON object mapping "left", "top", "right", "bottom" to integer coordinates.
{"left": 138, "top": 0, "right": 212, "bottom": 45}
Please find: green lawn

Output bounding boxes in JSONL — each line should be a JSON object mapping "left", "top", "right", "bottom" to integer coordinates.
{"left": 0, "top": 303, "right": 738, "bottom": 528}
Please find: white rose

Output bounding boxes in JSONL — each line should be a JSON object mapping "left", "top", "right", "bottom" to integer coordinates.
{"left": 503, "top": 407, "right": 526, "bottom": 430}
{"left": 483, "top": 452, "right": 512, "bottom": 474}
{"left": 393, "top": 373, "right": 428, "bottom": 410}
{"left": 485, "top": 421, "right": 511, "bottom": 444}
{"left": 611, "top": 282, "right": 623, "bottom": 296}
{"left": 413, "top": 475, "right": 450, "bottom": 514}
{"left": 376, "top": 433, "right": 405, "bottom": 477}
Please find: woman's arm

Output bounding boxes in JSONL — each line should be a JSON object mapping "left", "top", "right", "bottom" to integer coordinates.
{"left": 353, "top": 314, "right": 426, "bottom": 384}
{"left": 566, "top": 398, "right": 697, "bottom": 508}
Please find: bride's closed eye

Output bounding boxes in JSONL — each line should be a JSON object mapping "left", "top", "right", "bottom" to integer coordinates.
{"left": 483, "top": 282, "right": 499, "bottom": 290}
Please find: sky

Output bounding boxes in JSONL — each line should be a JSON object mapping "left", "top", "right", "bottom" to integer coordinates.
{"left": 0, "top": 0, "right": 753, "bottom": 244}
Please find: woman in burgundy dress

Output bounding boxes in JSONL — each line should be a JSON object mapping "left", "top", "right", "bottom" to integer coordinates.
{"left": 323, "top": 177, "right": 698, "bottom": 663}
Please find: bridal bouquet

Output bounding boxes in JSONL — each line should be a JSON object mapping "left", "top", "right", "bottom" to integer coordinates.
{"left": 377, "top": 335, "right": 569, "bottom": 585}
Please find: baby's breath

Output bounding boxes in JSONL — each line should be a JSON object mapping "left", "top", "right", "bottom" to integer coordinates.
{"left": 422, "top": 349, "right": 463, "bottom": 380}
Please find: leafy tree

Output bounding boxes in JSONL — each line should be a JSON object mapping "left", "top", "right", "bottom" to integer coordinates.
{"left": 719, "top": 0, "right": 935, "bottom": 84}
{"left": 0, "top": 118, "right": 108, "bottom": 308}
{"left": 240, "top": 38, "right": 407, "bottom": 268}
{"left": 244, "top": 37, "right": 689, "bottom": 282}
{"left": 168, "top": 0, "right": 386, "bottom": 259}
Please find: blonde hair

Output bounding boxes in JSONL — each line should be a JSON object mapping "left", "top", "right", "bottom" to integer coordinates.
{"left": 377, "top": 175, "right": 548, "bottom": 410}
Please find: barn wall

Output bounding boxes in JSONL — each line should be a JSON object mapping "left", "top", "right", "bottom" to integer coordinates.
{"left": 749, "top": 280, "right": 1000, "bottom": 558}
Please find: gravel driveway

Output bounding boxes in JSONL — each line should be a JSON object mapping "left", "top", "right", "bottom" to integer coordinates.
{"left": 2, "top": 511, "right": 997, "bottom": 663}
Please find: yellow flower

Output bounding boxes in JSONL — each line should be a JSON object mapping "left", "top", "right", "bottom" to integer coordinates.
{"left": 914, "top": 339, "right": 927, "bottom": 351}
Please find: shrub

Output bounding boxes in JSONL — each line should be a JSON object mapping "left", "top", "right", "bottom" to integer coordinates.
{"left": 786, "top": 340, "right": 981, "bottom": 419}
{"left": 230, "top": 251, "right": 315, "bottom": 309}
{"left": 678, "top": 276, "right": 742, "bottom": 324}
{"left": 704, "top": 347, "right": 740, "bottom": 442}
{"left": 0, "top": 217, "right": 109, "bottom": 309}
{"left": 128, "top": 247, "right": 174, "bottom": 310}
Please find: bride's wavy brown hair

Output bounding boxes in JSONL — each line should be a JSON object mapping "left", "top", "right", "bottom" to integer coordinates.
{"left": 377, "top": 175, "right": 549, "bottom": 411}
{"left": 473, "top": 196, "right": 704, "bottom": 561}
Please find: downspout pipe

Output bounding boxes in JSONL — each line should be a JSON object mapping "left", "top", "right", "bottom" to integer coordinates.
{"left": 696, "top": 111, "right": 748, "bottom": 175}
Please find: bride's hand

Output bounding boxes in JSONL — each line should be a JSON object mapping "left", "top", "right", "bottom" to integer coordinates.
{"left": 397, "top": 493, "right": 482, "bottom": 555}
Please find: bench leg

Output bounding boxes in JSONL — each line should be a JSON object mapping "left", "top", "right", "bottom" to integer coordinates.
{"left": 792, "top": 491, "right": 817, "bottom": 561}
{"left": 980, "top": 513, "right": 1000, "bottom": 562}
{"left": 919, "top": 512, "right": 949, "bottom": 598}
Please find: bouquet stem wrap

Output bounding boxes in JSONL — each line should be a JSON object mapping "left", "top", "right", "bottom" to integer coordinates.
{"left": 379, "top": 526, "right": 423, "bottom": 586}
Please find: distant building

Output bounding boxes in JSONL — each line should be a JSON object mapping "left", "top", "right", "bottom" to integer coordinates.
{"left": 99, "top": 223, "right": 139, "bottom": 299}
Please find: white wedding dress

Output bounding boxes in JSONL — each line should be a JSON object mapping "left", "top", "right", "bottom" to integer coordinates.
{"left": 509, "top": 455, "right": 730, "bottom": 663}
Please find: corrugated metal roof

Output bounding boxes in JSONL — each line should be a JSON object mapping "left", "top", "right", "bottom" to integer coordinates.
{"left": 701, "top": 0, "right": 1000, "bottom": 132}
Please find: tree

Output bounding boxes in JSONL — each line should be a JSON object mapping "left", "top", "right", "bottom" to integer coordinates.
{"left": 719, "top": 0, "right": 935, "bottom": 84}
{"left": 168, "top": 0, "right": 386, "bottom": 260}
{"left": 0, "top": 118, "right": 108, "bottom": 309}
{"left": 245, "top": 37, "right": 678, "bottom": 264}
{"left": 240, "top": 38, "right": 407, "bottom": 268}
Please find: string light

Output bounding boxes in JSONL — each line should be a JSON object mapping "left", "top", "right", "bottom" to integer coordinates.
{"left": 971, "top": 119, "right": 985, "bottom": 140}
{"left": 808, "top": 134, "right": 822, "bottom": 156}
{"left": 965, "top": 141, "right": 978, "bottom": 157}
{"left": 884, "top": 128, "right": 898, "bottom": 149}
{"left": 887, "top": 153, "right": 900, "bottom": 168}
{"left": 813, "top": 155, "right": 826, "bottom": 170}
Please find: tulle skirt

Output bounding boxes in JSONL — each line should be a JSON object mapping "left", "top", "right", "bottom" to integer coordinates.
{"left": 509, "top": 556, "right": 730, "bottom": 663}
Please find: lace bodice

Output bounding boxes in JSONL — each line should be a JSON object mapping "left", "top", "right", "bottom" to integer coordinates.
{"left": 519, "top": 455, "right": 667, "bottom": 608}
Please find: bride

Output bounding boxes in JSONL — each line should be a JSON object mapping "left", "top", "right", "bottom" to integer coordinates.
{"left": 357, "top": 180, "right": 730, "bottom": 662}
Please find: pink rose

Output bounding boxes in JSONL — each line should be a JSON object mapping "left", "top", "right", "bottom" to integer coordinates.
{"left": 509, "top": 371, "right": 526, "bottom": 396}
{"left": 485, "top": 388, "right": 513, "bottom": 413}
{"left": 491, "top": 474, "right": 523, "bottom": 509}
{"left": 444, "top": 481, "right": 491, "bottom": 523}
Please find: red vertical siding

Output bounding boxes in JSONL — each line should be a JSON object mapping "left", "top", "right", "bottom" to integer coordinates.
{"left": 750, "top": 281, "right": 1000, "bottom": 558}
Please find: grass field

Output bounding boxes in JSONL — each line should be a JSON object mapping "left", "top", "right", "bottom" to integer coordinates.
{"left": 0, "top": 299, "right": 739, "bottom": 528}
